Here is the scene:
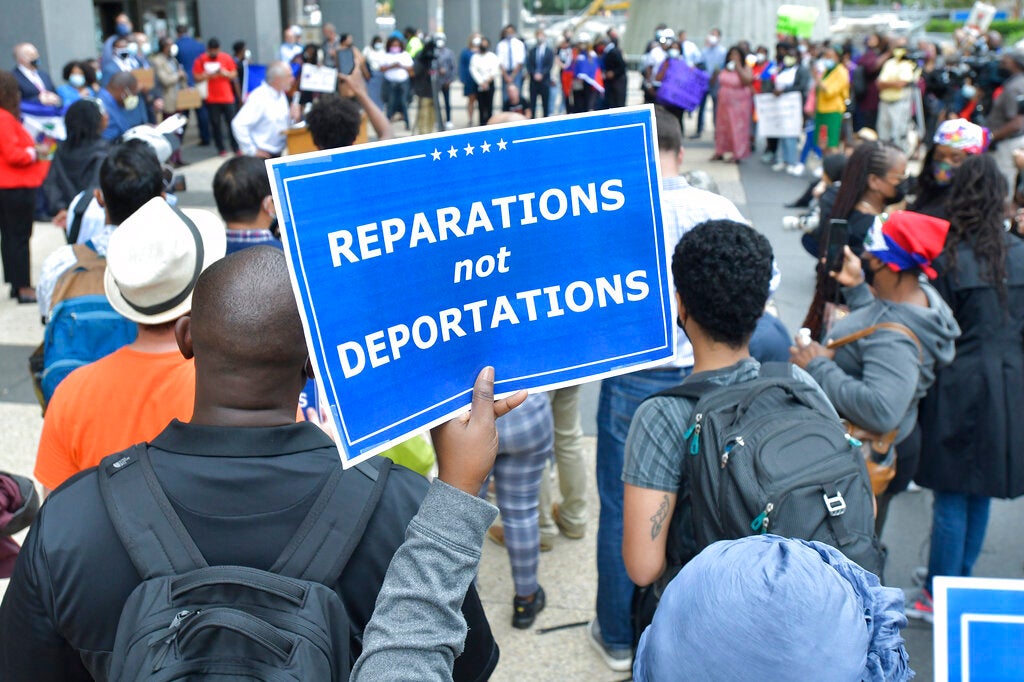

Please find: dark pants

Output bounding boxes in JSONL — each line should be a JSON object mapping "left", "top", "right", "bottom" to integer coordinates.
{"left": 477, "top": 86, "right": 494, "bottom": 125}
{"left": 571, "top": 84, "right": 597, "bottom": 113}
{"left": 440, "top": 85, "right": 452, "bottom": 123}
{"left": 695, "top": 91, "right": 717, "bottom": 136}
{"left": 604, "top": 76, "right": 627, "bottom": 109}
{"left": 529, "top": 77, "right": 550, "bottom": 117}
{"left": 0, "top": 187, "right": 36, "bottom": 289}
{"left": 206, "top": 102, "right": 238, "bottom": 153}
{"left": 875, "top": 423, "right": 922, "bottom": 536}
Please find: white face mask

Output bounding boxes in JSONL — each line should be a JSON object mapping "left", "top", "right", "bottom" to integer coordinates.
{"left": 668, "top": 48, "right": 681, "bottom": 59}
{"left": 170, "top": 44, "right": 179, "bottom": 58}
{"left": 707, "top": 35, "right": 719, "bottom": 46}
{"left": 122, "top": 93, "right": 139, "bottom": 111}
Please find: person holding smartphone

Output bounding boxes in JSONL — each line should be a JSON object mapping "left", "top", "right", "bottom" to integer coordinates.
{"left": 791, "top": 211, "right": 960, "bottom": 538}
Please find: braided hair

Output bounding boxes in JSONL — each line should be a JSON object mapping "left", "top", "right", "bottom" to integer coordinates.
{"left": 945, "top": 154, "right": 1009, "bottom": 307}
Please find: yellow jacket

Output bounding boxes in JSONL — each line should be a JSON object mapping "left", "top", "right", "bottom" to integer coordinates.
{"left": 816, "top": 64, "right": 850, "bottom": 114}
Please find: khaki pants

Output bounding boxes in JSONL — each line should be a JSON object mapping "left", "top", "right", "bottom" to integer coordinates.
{"left": 877, "top": 96, "right": 912, "bottom": 154}
{"left": 415, "top": 96, "right": 435, "bottom": 135}
{"left": 539, "top": 385, "right": 588, "bottom": 535}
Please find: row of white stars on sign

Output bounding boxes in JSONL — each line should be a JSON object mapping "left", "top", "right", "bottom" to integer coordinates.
{"left": 431, "top": 138, "right": 509, "bottom": 160}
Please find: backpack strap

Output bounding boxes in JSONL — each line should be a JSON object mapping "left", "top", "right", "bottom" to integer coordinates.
{"left": 649, "top": 360, "right": 793, "bottom": 402}
{"left": 269, "top": 457, "right": 392, "bottom": 585}
{"left": 49, "top": 243, "right": 106, "bottom": 312}
{"left": 826, "top": 322, "right": 923, "bottom": 362}
{"left": 66, "top": 190, "right": 92, "bottom": 245}
{"left": 757, "top": 361, "right": 793, "bottom": 379}
{"left": 98, "top": 444, "right": 208, "bottom": 579}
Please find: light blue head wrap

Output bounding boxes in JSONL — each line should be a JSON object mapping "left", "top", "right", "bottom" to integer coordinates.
{"left": 634, "top": 535, "right": 913, "bottom": 681}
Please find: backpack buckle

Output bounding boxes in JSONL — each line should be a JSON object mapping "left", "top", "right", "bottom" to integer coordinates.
{"left": 823, "top": 491, "right": 846, "bottom": 517}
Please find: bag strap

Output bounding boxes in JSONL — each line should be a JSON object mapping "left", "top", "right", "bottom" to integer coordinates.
{"left": 826, "top": 322, "right": 923, "bottom": 361}
{"left": 98, "top": 444, "right": 208, "bottom": 579}
{"left": 269, "top": 457, "right": 392, "bottom": 585}
{"left": 66, "top": 190, "right": 92, "bottom": 245}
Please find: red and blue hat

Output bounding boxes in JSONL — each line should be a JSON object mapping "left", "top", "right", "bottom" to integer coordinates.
{"left": 863, "top": 210, "right": 950, "bottom": 279}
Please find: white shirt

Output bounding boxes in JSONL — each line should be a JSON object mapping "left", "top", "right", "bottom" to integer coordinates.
{"left": 279, "top": 42, "right": 303, "bottom": 63}
{"left": 496, "top": 37, "right": 525, "bottom": 73}
{"left": 470, "top": 52, "right": 501, "bottom": 89}
{"left": 642, "top": 45, "right": 666, "bottom": 76}
{"left": 231, "top": 81, "right": 290, "bottom": 155}
{"left": 682, "top": 40, "right": 702, "bottom": 68}
{"left": 380, "top": 51, "right": 413, "bottom": 83}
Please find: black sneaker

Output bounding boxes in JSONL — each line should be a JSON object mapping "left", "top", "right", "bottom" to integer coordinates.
{"left": 512, "top": 586, "right": 546, "bottom": 629}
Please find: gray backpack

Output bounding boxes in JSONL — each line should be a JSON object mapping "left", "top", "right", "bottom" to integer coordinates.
{"left": 667, "top": 363, "right": 882, "bottom": 573}
{"left": 98, "top": 444, "right": 390, "bottom": 681}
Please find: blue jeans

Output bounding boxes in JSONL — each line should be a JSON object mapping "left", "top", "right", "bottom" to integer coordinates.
{"left": 779, "top": 136, "right": 799, "bottom": 166}
{"left": 595, "top": 367, "right": 690, "bottom": 649}
{"left": 927, "top": 491, "right": 991, "bottom": 593}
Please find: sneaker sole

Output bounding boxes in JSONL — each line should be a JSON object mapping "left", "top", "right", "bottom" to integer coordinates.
{"left": 586, "top": 621, "right": 633, "bottom": 672}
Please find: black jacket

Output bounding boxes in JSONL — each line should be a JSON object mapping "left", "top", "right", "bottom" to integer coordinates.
{"left": 917, "top": 237, "right": 1024, "bottom": 498}
{"left": 525, "top": 43, "right": 554, "bottom": 80}
{"left": 42, "top": 139, "right": 109, "bottom": 214}
{"left": 0, "top": 421, "right": 498, "bottom": 681}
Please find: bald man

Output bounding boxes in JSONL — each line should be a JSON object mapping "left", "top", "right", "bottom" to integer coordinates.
{"left": 231, "top": 61, "right": 296, "bottom": 158}
{"left": 12, "top": 43, "right": 60, "bottom": 106}
{"left": 98, "top": 71, "right": 148, "bottom": 140}
{"left": 0, "top": 247, "right": 500, "bottom": 681}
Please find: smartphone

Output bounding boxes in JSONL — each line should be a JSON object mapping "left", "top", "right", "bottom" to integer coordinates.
{"left": 337, "top": 49, "right": 355, "bottom": 76}
{"left": 825, "top": 219, "right": 849, "bottom": 272}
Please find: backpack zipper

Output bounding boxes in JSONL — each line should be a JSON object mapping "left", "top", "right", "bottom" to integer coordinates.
{"left": 750, "top": 502, "right": 774, "bottom": 534}
{"left": 149, "top": 609, "right": 200, "bottom": 671}
{"left": 683, "top": 413, "right": 703, "bottom": 455}
{"left": 720, "top": 436, "right": 745, "bottom": 468}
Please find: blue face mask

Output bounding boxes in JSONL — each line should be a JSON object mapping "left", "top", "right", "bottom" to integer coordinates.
{"left": 69, "top": 73, "right": 86, "bottom": 88}
{"left": 116, "top": 23, "right": 131, "bottom": 36}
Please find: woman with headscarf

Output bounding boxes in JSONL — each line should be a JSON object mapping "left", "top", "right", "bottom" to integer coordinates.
{"left": 792, "top": 211, "right": 960, "bottom": 537}
{"left": 0, "top": 71, "right": 48, "bottom": 303}
{"left": 711, "top": 45, "right": 753, "bottom": 163}
{"left": 634, "top": 535, "right": 913, "bottom": 681}
{"left": 911, "top": 118, "right": 991, "bottom": 219}
{"left": 909, "top": 154, "right": 1024, "bottom": 622}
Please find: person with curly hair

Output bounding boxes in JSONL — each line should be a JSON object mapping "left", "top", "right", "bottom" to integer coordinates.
{"left": 909, "top": 154, "right": 1024, "bottom": 621}
{"left": 0, "top": 71, "right": 48, "bottom": 302}
{"left": 622, "top": 219, "right": 833, "bottom": 646}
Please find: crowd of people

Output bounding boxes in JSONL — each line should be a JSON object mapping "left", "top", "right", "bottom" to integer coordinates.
{"left": 1, "top": 12, "right": 1023, "bottom": 682}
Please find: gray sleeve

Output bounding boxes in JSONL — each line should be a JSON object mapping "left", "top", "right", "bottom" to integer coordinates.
{"left": 789, "top": 365, "right": 840, "bottom": 419}
{"left": 350, "top": 480, "right": 498, "bottom": 682}
{"left": 805, "top": 331, "right": 920, "bottom": 434}
{"left": 841, "top": 282, "right": 875, "bottom": 311}
{"left": 623, "top": 397, "right": 692, "bottom": 493}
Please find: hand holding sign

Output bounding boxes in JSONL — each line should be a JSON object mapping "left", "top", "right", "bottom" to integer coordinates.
{"left": 432, "top": 366, "right": 527, "bottom": 494}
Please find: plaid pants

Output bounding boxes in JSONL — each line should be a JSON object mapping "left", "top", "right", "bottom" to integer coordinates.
{"left": 483, "top": 393, "right": 553, "bottom": 596}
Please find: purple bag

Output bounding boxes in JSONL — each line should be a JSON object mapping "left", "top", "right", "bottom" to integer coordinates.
{"left": 656, "top": 60, "right": 710, "bottom": 112}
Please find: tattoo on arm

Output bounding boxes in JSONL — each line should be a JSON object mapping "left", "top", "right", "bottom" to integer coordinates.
{"left": 650, "top": 495, "right": 670, "bottom": 540}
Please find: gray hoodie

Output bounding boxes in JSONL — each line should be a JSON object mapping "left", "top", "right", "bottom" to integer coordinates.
{"left": 807, "top": 281, "right": 960, "bottom": 440}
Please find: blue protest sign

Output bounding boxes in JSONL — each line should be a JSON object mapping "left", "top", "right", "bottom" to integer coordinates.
{"left": 934, "top": 576, "right": 1024, "bottom": 681}
{"left": 268, "top": 106, "right": 674, "bottom": 466}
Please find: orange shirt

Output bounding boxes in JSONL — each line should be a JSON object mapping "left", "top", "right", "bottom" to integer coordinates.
{"left": 35, "top": 347, "right": 195, "bottom": 490}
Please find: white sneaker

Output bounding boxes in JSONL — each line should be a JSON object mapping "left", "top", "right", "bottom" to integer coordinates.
{"left": 771, "top": 161, "right": 786, "bottom": 172}
{"left": 586, "top": 619, "right": 633, "bottom": 672}
{"left": 761, "top": 152, "right": 775, "bottom": 164}
{"left": 787, "top": 163, "right": 805, "bottom": 176}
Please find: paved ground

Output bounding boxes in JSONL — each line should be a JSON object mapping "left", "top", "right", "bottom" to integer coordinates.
{"left": 1, "top": 80, "right": 1023, "bottom": 680}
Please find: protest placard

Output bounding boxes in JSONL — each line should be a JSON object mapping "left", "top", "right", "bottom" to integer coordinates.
{"left": 777, "top": 4, "right": 820, "bottom": 39}
{"left": 299, "top": 63, "right": 338, "bottom": 93}
{"left": 965, "top": 2, "right": 997, "bottom": 35}
{"left": 933, "top": 576, "right": 1024, "bottom": 681}
{"left": 754, "top": 92, "right": 804, "bottom": 139}
{"left": 268, "top": 106, "right": 675, "bottom": 466}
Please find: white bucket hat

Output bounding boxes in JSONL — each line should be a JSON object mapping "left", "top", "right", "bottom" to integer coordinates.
{"left": 104, "top": 197, "right": 227, "bottom": 325}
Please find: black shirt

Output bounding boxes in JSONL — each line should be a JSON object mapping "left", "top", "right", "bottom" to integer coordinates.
{"left": 0, "top": 420, "right": 498, "bottom": 681}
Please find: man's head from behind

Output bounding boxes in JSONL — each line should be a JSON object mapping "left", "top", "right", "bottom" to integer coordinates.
{"left": 98, "top": 141, "right": 164, "bottom": 225}
{"left": 673, "top": 220, "right": 772, "bottom": 349}
{"left": 179, "top": 247, "right": 308, "bottom": 413}
{"left": 305, "top": 94, "right": 362, "bottom": 150}
{"left": 213, "top": 155, "right": 273, "bottom": 228}
{"left": 655, "top": 105, "right": 684, "bottom": 175}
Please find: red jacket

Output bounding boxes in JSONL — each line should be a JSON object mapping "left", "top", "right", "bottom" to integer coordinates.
{"left": 0, "top": 108, "right": 48, "bottom": 189}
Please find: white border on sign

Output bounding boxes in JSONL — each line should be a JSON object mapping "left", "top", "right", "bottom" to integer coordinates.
{"left": 267, "top": 105, "right": 673, "bottom": 466}
{"left": 933, "top": 576, "right": 1024, "bottom": 682}
{"left": 960, "top": 614, "right": 1024, "bottom": 680}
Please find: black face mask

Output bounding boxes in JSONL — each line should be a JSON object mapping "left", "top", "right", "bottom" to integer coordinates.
{"left": 861, "top": 258, "right": 884, "bottom": 286}
{"left": 889, "top": 178, "right": 910, "bottom": 205}
{"left": 267, "top": 216, "right": 280, "bottom": 239}
{"left": 29, "top": 59, "right": 39, "bottom": 68}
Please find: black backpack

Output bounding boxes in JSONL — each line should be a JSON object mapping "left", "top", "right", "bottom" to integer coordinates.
{"left": 632, "top": 364, "right": 883, "bottom": 643}
{"left": 98, "top": 443, "right": 390, "bottom": 681}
